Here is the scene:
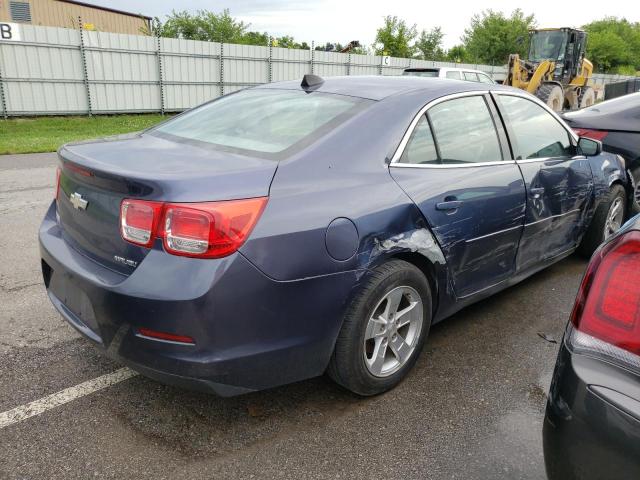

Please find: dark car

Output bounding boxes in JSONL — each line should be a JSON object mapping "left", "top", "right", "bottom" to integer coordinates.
{"left": 563, "top": 92, "right": 640, "bottom": 210}
{"left": 40, "top": 76, "right": 629, "bottom": 397}
{"left": 543, "top": 213, "right": 640, "bottom": 480}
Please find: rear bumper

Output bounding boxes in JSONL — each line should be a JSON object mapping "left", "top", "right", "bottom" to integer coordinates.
{"left": 543, "top": 341, "right": 640, "bottom": 480}
{"left": 39, "top": 202, "right": 358, "bottom": 396}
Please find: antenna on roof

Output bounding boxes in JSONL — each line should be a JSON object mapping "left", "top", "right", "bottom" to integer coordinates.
{"left": 301, "top": 74, "right": 324, "bottom": 89}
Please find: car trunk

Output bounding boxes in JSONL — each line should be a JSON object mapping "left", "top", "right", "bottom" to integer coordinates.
{"left": 57, "top": 133, "right": 278, "bottom": 274}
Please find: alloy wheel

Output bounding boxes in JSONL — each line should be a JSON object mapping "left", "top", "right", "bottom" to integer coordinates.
{"left": 363, "top": 286, "right": 424, "bottom": 378}
{"left": 604, "top": 197, "right": 624, "bottom": 240}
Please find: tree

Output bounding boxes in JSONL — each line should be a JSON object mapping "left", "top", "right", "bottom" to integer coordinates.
{"left": 241, "top": 31, "right": 269, "bottom": 46}
{"left": 415, "top": 27, "right": 445, "bottom": 60}
{"left": 155, "top": 9, "right": 249, "bottom": 43}
{"left": 446, "top": 44, "right": 469, "bottom": 63}
{"left": 584, "top": 17, "right": 640, "bottom": 73}
{"left": 375, "top": 16, "right": 418, "bottom": 57}
{"left": 151, "top": 9, "right": 314, "bottom": 49}
{"left": 273, "top": 36, "right": 310, "bottom": 49}
{"left": 462, "top": 9, "right": 536, "bottom": 64}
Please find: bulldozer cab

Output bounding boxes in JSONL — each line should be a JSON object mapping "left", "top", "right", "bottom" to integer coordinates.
{"left": 528, "top": 28, "right": 587, "bottom": 82}
{"left": 506, "top": 28, "right": 593, "bottom": 111}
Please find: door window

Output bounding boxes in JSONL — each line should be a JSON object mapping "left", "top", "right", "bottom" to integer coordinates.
{"left": 477, "top": 73, "right": 494, "bottom": 84}
{"left": 497, "top": 95, "right": 573, "bottom": 160}
{"left": 446, "top": 70, "right": 461, "bottom": 80}
{"left": 399, "top": 116, "right": 439, "bottom": 165}
{"left": 427, "top": 96, "right": 503, "bottom": 164}
{"left": 463, "top": 72, "right": 479, "bottom": 82}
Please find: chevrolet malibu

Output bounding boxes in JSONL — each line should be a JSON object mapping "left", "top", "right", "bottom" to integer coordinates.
{"left": 40, "top": 75, "right": 629, "bottom": 396}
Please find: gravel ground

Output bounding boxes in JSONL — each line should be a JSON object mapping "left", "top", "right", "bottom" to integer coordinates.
{"left": 0, "top": 152, "right": 586, "bottom": 479}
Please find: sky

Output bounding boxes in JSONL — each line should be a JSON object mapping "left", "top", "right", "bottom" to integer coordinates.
{"left": 94, "top": 0, "right": 636, "bottom": 48}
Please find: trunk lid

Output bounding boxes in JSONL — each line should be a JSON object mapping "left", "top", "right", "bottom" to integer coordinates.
{"left": 57, "top": 133, "right": 277, "bottom": 274}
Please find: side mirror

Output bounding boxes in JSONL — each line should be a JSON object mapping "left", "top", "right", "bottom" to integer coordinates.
{"left": 578, "top": 137, "right": 602, "bottom": 156}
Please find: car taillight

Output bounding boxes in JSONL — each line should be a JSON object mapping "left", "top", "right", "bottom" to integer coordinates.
{"left": 119, "top": 197, "right": 267, "bottom": 258}
{"left": 120, "top": 199, "right": 164, "bottom": 247}
{"left": 574, "top": 128, "right": 609, "bottom": 142}
{"left": 55, "top": 167, "right": 61, "bottom": 200}
{"left": 569, "top": 230, "right": 640, "bottom": 367}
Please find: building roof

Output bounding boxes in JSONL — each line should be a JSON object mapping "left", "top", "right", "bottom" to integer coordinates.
{"left": 57, "top": 0, "right": 152, "bottom": 21}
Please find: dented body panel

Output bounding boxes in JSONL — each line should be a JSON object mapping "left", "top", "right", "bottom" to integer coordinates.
{"left": 515, "top": 157, "right": 593, "bottom": 271}
{"left": 390, "top": 163, "right": 526, "bottom": 297}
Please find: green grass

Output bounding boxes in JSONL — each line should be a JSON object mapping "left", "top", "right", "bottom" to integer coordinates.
{"left": 0, "top": 114, "right": 170, "bottom": 154}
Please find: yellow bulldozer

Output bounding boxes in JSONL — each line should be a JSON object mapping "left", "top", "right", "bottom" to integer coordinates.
{"left": 506, "top": 28, "right": 594, "bottom": 112}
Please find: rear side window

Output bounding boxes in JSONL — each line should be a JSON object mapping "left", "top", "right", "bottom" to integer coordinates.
{"left": 152, "top": 89, "right": 366, "bottom": 158}
{"left": 463, "top": 72, "right": 479, "bottom": 82}
{"left": 428, "top": 96, "right": 502, "bottom": 164}
{"left": 404, "top": 69, "right": 439, "bottom": 77}
{"left": 446, "top": 71, "right": 461, "bottom": 80}
{"left": 497, "top": 95, "right": 573, "bottom": 159}
{"left": 477, "top": 73, "right": 494, "bottom": 84}
{"left": 399, "top": 116, "right": 439, "bottom": 165}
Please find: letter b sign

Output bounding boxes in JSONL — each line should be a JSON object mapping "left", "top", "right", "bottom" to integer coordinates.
{"left": 0, "top": 23, "right": 21, "bottom": 41}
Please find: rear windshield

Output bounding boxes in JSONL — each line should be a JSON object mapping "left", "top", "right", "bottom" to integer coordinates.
{"left": 403, "top": 69, "right": 439, "bottom": 77}
{"left": 150, "top": 89, "right": 367, "bottom": 158}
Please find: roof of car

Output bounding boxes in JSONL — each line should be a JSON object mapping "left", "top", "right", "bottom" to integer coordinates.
{"left": 257, "top": 75, "right": 507, "bottom": 101}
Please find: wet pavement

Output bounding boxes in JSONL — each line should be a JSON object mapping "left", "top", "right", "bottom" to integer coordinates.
{"left": 0, "top": 153, "right": 585, "bottom": 479}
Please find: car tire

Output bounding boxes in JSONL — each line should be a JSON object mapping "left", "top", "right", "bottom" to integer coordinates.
{"left": 579, "top": 184, "right": 626, "bottom": 257}
{"left": 327, "top": 259, "right": 432, "bottom": 396}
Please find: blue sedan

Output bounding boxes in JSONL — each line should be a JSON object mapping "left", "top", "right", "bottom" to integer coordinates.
{"left": 39, "top": 75, "right": 631, "bottom": 396}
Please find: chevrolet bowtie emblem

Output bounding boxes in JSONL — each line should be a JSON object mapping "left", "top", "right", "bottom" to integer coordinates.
{"left": 69, "top": 192, "right": 88, "bottom": 210}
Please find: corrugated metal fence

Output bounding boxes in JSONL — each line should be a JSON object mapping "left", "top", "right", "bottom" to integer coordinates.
{"left": 0, "top": 23, "right": 636, "bottom": 117}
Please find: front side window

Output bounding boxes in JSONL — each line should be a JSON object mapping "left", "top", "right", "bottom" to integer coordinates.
{"left": 497, "top": 95, "right": 573, "bottom": 160}
{"left": 446, "top": 70, "right": 462, "bottom": 80}
{"left": 151, "top": 89, "right": 367, "bottom": 158}
{"left": 427, "top": 96, "right": 502, "bottom": 164}
{"left": 529, "top": 31, "right": 568, "bottom": 62}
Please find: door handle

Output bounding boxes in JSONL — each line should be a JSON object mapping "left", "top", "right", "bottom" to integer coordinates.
{"left": 530, "top": 187, "right": 545, "bottom": 199}
{"left": 436, "top": 200, "right": 463, "bottom": 211}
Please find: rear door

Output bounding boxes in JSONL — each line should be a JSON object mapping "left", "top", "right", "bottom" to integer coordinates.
{"left": 390, "top": 92, "right": 526, "bottom": 297}
{"left": 493, "top": 92, "right": 593, "bottom": 271}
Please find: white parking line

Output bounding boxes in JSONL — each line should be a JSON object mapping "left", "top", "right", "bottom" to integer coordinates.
{"left": 0, "top": 367, "right": 138, "bottom": 429}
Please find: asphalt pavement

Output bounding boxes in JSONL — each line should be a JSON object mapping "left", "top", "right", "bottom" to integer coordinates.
{"left": 0, "top": 152, "right": 587, "bottom": 479}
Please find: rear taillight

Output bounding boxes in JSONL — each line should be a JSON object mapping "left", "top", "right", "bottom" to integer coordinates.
{"left": 574, "top": 128, "right": 609, "bottom": 142}
{"left": 119, "top": 197, "right": 267, "bottom": 258}
{"left": 120, "top": 199, "right": 164, "bottom": 247}
{"left": 55, "top": 167, "right": 61, "bottom": 200}
{"left": 569, "top": 231, "right": 640, "bottom": 366}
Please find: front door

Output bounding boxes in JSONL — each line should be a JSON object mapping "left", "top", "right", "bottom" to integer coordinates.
{"left": 493, "top": 93, "right": 593, "bottom": 271}
{"left": 390, "top": 93, "right": 526, "bottom": 298}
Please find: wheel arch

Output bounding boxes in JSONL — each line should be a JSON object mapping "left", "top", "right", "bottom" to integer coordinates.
{"left": 388, "top": 251, "right": 439, "bottom": 318}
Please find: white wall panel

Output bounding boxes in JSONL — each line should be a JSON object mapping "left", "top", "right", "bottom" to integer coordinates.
{"left": 0, "top": 24, "right": 633, "bottom": 116}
